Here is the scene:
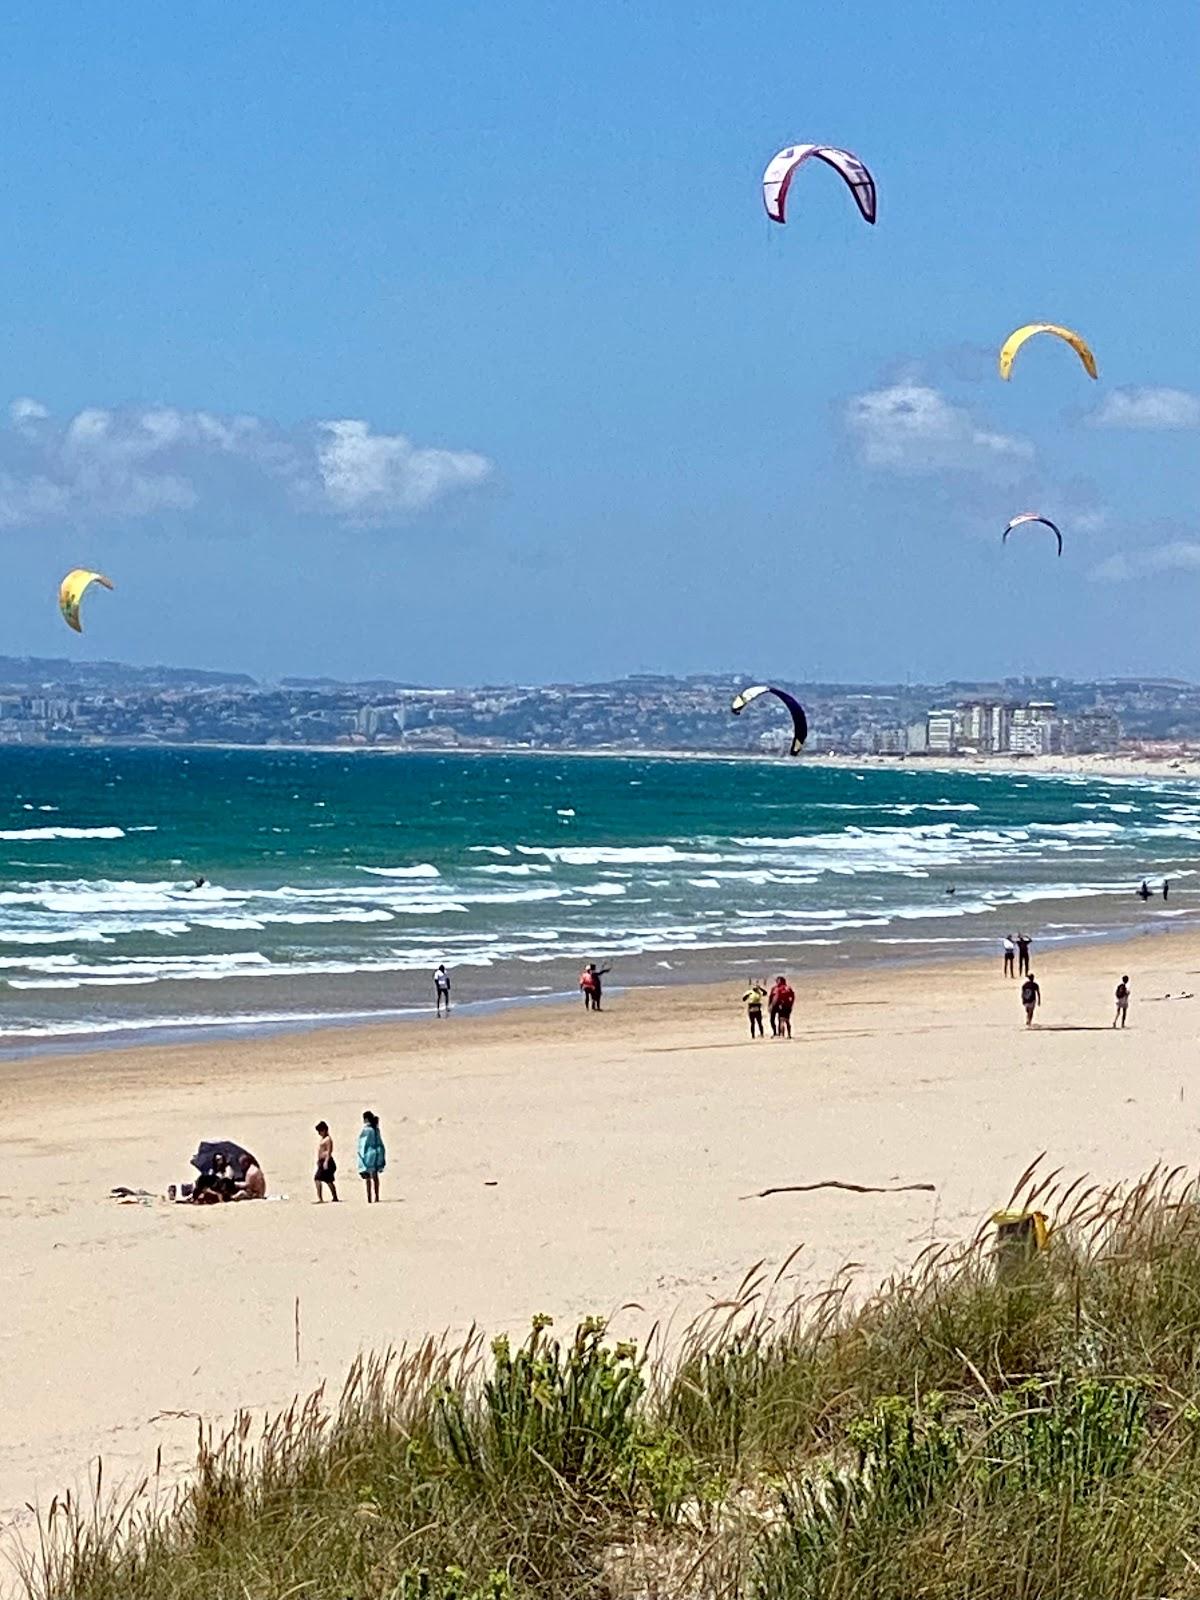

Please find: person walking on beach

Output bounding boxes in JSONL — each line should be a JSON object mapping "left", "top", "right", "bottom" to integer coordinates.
{"left": 1114, "top": 976, "right": 1131, "bottom": 1029}
{"left": 742, "top": 980, "right": 767, "bottom": 1039}
{"left": 1016, "top": 933, "right": 1031, "bottom": 977}
{"left": 772, "top": 974, "right": 795, "bottom": 1040}
{"left": 314, "top": 1121, "right": 338, "bottom": 1203}
{"left": 1003, "top": 935, "right": 1016, "bottom": 978}
{"left": 357, "top": 1110, "right": 386, "bottom": 1203}
{"left": 433, "top": 963, "right": 451, "bottom": 1016}
{"left": 1021, "top": 971, "right": 1041, "bottom": 1027}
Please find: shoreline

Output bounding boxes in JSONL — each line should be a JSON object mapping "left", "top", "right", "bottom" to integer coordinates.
{"left": 9, "top": 737, "right": 1200, "bottom": 783}
{"left": 2, "top": 890, "right": 1192, "bottom": 1061}
{"left": 0, "top": 903, "right": 1188, "bottom": 1083}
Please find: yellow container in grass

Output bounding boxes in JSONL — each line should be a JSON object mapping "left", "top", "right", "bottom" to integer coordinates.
{"left": 992, "top": 1209, "right": 1050, "bottom": 1276}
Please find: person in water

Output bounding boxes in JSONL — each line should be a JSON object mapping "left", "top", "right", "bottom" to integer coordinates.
{"left": 742, "top": 981, "right": 767, "bottom": 1039}
{"left": 1016, "top": 933, "right": 1031, "bottom": 976}
{"left": 1002, "top": 935, "right": 1016, "bottom": 978}
{"left": 1138, "top": 880, "right": 1152, "bottom": 901}
{"left": 433, "top": 963, "right": 451, "bottom": 1016}
{"left": 1163, "top": 880, "right": 1171, "bottom": 901}
{"left": 357, "top": 1110, "right": 386, "bottom": 1204}
{"left": 1113, "top": 976, "right": 1131, "bottom": 1029}
{"left": 1021, "top": 971, "right": 1041, "bottom": 1027}
{"left": 314, "top": 1120, "right": 338, "bottom": 1202}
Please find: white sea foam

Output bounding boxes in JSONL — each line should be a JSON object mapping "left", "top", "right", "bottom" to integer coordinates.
{"left": 0, "top": 826, "right": 129, "bottom": 842}
{"left": 358, "top": 864, "right": 441, "bottom": 879}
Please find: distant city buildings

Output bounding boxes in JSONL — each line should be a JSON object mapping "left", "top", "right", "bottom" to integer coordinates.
{"left": 0, "top": 658, "right": 1155, "bottom": 759}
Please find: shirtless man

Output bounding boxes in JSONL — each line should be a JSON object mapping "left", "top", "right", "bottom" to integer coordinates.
{"left": 235, "top": 1155, "right": 267, "bottom": 1200}
{"left": 314, "top": 1120, "right": 338, "bottom": 1202}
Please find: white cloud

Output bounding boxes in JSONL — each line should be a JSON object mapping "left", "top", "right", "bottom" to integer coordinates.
{"left": 0, "top": 399, "right": 492, "bottom": 530}
{"left": 845, "top": 383, "right": 1033, "bottom": 476}
{"left": 316, "top": 420, "right": 491, "bottom": 517}
{"left": 9, "top": 397, "right": 49, "bottom": 429}
{"left": 1090, "top": 541, "right": 1200, "bottom": 583}
{"left": 1087, "top": 387, "right": 1200, "bottom": 430}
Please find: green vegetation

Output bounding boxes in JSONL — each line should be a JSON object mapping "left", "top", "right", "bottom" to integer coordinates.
{"left": 22, "top": 1167, "right": 1200, "bottom": 1599}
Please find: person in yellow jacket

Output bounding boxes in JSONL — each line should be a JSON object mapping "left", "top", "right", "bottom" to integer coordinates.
{"left": 742, "top": 980, "right": 768, "bottom": 1040}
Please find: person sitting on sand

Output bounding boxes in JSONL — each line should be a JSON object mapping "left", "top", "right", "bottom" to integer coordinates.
{"left": 1114, "top": 976, "right": 1131, "bottom": 1029}
{"left": 1021, "top": 971, "right": 1041, "bottom": 1027}
{"left": 314, "top": 1121, "right": 338, "bottom": 1202}
{"left": 742, "top": 981, "right": 767, "bottom": 1040}
{"left": 358, "top": 1110, "right": 386, "bottom": 1204}
{"left": 234, "top": 1155, "right": 266, "bottom": 1200}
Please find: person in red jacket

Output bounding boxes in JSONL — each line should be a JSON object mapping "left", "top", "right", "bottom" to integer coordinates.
{"left": 771, "top": 974, "right": 795, "bottom": 1039}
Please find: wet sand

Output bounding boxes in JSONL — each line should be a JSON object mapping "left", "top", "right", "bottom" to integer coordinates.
{"left": 3, "top": 929, "right": 1199, "bottom": 1570}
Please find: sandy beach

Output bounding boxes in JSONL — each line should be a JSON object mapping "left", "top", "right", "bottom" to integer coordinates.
{"left": 4, "top": 925, "right": 1200, "bottom": 1567}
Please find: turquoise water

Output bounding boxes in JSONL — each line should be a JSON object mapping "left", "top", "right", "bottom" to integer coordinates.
{"left": 1, "top": 746, "right": 1196, "bottom": 1045}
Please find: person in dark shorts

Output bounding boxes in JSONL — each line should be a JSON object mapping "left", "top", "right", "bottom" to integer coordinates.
{"left": 433, "top": 963, "right": 451, "bottom": 1015}
{"left": 742, "top": 981, "right": 767, "bottom": 1039}
{"left": 314, "top": 1120, "right": 338, "bottom": 1202}
{"left": 772, "top": 974, "right": 795, "bottom": 1040}
{"left": 1113, "top": 976, "right": 1130, "bottom": 1029}
{"left": 1021, "top": 971, "right": 1040, "bottom": 1026}
{"left": 581, "top": 963, "right": 611, "bottom": 1010}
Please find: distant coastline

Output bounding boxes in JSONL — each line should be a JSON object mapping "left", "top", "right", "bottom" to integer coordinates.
{"left": 17, "top": 737, "right": 1199, "bottom": 784}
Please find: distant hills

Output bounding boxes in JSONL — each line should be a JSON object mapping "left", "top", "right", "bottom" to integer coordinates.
{"left": 0, "top": 655, "right": 256, "bottom": 690}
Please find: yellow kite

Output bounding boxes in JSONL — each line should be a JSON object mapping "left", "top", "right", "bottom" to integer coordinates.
{"left": 999, "top": 323, "right": 1098, "bottom": 382}
{"left": 59, "top": 568, "right": 114, "bottom": 633}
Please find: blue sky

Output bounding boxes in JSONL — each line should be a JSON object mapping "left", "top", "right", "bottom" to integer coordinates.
{"left": 0, "top": 0, "right": 1196, "bottom": 684}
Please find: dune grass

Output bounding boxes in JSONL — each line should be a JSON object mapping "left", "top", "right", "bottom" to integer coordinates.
{"left": 19, "top": 1162, "right": 1200, "bottom": 1598}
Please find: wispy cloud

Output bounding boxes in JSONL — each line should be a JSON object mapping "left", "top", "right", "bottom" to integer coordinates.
{"left": 1090, "top": 541, "right": 1200, "bottom": 583}
{"left": 1087, "top": 387, "right": 1200, "bottom": 431}
{"left": 845, "top": 383, "right": 1033, "bottom": 478}
{"left": 0, "top": 399, "right": 492, "bottom": 530}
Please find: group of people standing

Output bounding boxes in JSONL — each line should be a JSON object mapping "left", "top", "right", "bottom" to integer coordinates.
{"left": 313, "top": 1110, "right": 387, "bottom": 1203}
{"left": 741, "top": 975, "right": 795, "bottom": 1039}
{"left": 1002, "top": 933, "right": 1132, "bottom": 1030}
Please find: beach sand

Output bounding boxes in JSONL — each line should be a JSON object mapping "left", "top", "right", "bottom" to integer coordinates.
{"left": 4, "top": 930, "right": 1200, "bottom": 1566}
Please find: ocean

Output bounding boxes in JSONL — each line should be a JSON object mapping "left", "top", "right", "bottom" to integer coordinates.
{"left": 0, "top": 746, "right": 1195, "bottom": 1049}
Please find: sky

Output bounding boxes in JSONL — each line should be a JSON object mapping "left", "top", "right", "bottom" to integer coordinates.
{"left": 0, "top": 0, "right": 1196, "bottom": 686}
